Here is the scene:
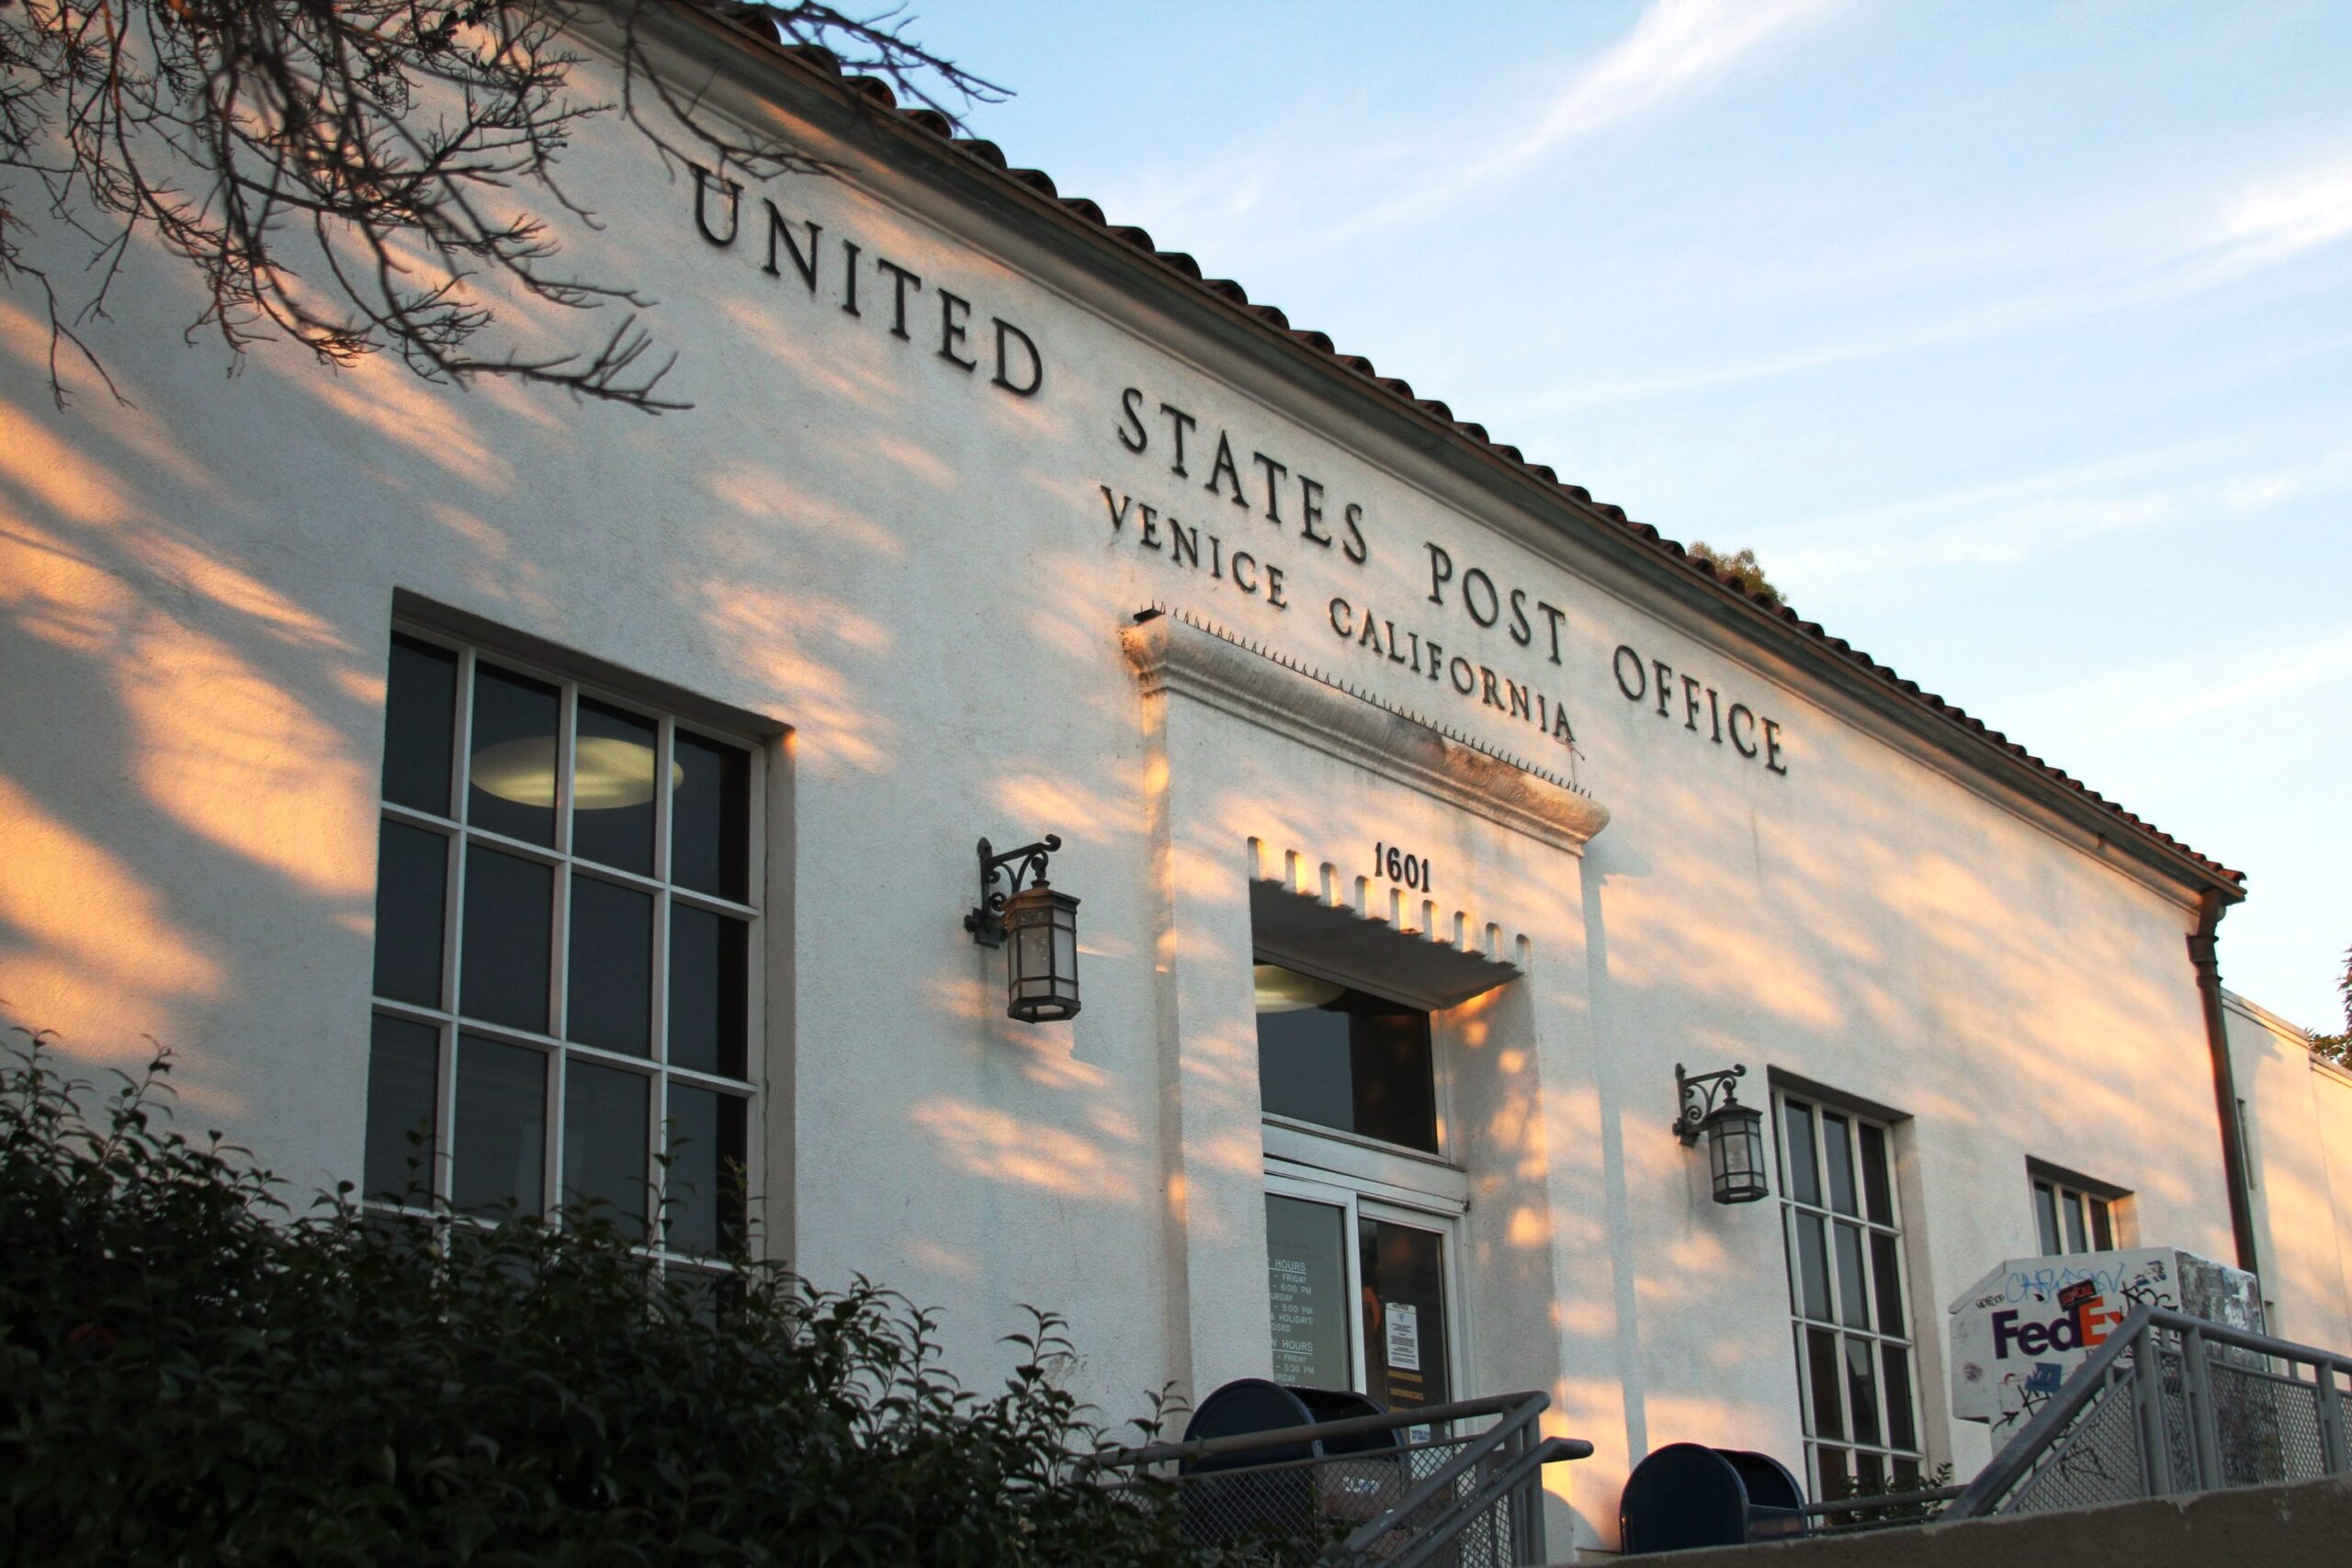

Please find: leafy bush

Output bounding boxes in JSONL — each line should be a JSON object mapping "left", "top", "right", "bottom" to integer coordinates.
{"left": 1683, "top": 541, "right": 1786, "bottom": 608}
{"left": 2308, "top": 946, "right": 2351, "bottom": 1067}
{"left": 1822, "top": 1461, "right": 1956, "bottom": 1527}
{"left": 0, "top": 1032, "right": 1212, "bottom": 1566}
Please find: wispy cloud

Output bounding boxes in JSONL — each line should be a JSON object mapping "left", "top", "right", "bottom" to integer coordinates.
{"left": 1498, "top": 145, "right": 2352, "bottom": 415}
{"left": 2210, "top": 155, "right": 2352, "bottom": 273}
{"left": 2003, "top": 623, "right": 2352, "bottom": 751}
{"left": 1758, "top": 436, "right": 2352, "bottom": 599}
{"left": 1330, "top": 0, "right": 1840, "bottom": 239}
{"left": 1472, "top": 0, "right": 1840, "bottom": 183}
{"left": 1089, "top": 0, "right": 1841, "bottom": 266}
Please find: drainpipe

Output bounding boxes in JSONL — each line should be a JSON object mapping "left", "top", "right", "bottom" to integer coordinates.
{"left": 2188, "top": 887, "right": 2259, "bottom": 1277}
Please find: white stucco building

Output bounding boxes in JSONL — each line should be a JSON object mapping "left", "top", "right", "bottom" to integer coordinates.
{"left": 3, "top": 9, "right": 2343, "bottom": 1555}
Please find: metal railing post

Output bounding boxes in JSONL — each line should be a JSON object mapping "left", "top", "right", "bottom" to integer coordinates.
{"left": 1952, "top": 1305, "right": 2352, "bottom": 1521}
{"left": 2180, "top": 1324, "right": 2223, "bottom": 1492}
{"left": 2130, "top": 1326, "right": 2168, "bottom": 1496}
{"left": 2317, "top": 1360, "right": 2349, "bottom": 1477}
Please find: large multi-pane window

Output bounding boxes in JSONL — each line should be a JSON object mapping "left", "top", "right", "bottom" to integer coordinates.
{"left": 1776, "top": 1092, "right": 1925, "bottom": 1497}
{"left": 365, "top": 628, "right": 760, "bottom": 1259}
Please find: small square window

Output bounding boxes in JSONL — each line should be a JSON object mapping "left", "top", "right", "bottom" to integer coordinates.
{"left": 2030, "top": 1168, "right": 2127, "bottom": 1256}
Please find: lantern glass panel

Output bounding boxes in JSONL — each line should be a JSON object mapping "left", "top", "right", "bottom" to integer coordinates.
{"left": 1002, "top": 886, "right": 1080, "bottom": 1021}
{"left": 1707, "top": 1103, "right": 1768, "bottom": 1202}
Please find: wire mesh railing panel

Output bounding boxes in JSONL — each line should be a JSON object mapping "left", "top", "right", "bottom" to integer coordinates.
{"left": 2205, "top": 1359, "right": 2319, "bottom": 1488}
{"left": 1098, "top": 1391, "right": 1575, "bottom": 1567}
{"left": 1152, "top": 1430, "right": 1527, "bottom": 1565}
{"left": 1375, "top": 1443, "right": 1528, "bottom": 1568}
{"left": 2156, "top": 1346, "right": 2199, "bottom": 1494}
{"left": 2002, "top": 1377, "right": 2146, "bottom": 1516}
{"left": 1351, "top": 1434, "right": 1510, "bottom": 1568}
{"left": 1956, "top": 1309, "right": 2352, "bottom": 1524}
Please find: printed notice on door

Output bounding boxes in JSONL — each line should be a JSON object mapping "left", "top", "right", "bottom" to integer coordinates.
{"left": 1385, "top": 1302, "right": 1421, "bottom": 1372}
{"left": 1264, "top": 1194, "right": 1350, "bottom": 1386}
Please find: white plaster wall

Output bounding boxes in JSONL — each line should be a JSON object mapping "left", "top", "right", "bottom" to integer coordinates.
{"left": 0, "top": 18, "right": 2249, "bottom": 1551}
{"left": 2226, "top": 993, "right": 2352, "bottom": 1351}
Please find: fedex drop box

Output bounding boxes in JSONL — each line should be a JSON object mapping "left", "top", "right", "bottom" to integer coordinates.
{"left": 1948, "top": 1247, "right": 2264, "bottom": 1431}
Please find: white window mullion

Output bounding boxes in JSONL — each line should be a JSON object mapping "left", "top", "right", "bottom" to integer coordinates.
{"left": 437, "top": 649, "right": 478, "bottom": 1205}
{"left": 369, "top": 624, "right": 764, "bottom": 1270}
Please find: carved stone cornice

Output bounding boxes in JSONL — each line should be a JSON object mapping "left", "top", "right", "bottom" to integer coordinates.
{"left": 1121, "top": 608, "right": 1611, "bottom": 854}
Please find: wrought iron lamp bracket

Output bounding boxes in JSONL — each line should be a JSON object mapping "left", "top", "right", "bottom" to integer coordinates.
{"left": 1673, "top": 1063, "right": 1747, "bottom": 1145}
{"left": 965, "top": 834, "right": 1061, "bottom": 948}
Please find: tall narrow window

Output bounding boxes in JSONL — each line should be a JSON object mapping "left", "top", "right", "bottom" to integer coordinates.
{"left": 1257, "top": 957, "right": 1462, "bottom": 1410}
{"left": 363, "top": 627, "right": 759, "bottom": 1263}
{"left": 1777, "top": 1093, "right": 1925, "bottom": 1499}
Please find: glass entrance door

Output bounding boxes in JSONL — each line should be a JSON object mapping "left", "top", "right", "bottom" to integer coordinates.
{"left": 1264, "top": 1177, "right": 1456, "bottom": 1409}
{"left": 1360, "top": 1207, "right": 1453, "bottom": 1416}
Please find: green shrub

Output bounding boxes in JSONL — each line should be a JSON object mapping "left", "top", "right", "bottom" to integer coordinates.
{"left": 0, "top": 1032, "right": 1212, "bottom": 1566}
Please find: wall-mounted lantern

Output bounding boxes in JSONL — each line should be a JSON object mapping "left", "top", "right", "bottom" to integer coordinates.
{"left": 1674, "top": 1064, "right": 1769, "bottom": 1204}
{"left": 964, "top": 835, "right": 1080, "bottom": 1023}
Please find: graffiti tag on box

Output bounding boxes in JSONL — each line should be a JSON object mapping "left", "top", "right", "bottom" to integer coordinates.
{"left": 1948, "top": 1248, "right": 2190, "bottom": 1431}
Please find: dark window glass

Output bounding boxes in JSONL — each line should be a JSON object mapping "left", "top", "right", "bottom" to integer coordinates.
{"left": 1834, "top": 1223, "right": 1871, "bottom": 1329}
{"left": 568, "top": 876, "right": 651, "bottom": 1056}
{"left": 365, "top": 1013, "right": 439, "bottom": 1202}
{"left": 666, "top": 1086, "right": 747, "bottom": 1256}
{"left": 673, "top": 731, "right": 750, "bottom": 901}
{"left": 2064, "top": 1190, "right": 2088, "bottom": 1253}
{"left": 454, "top": 1034, "right": 546, "bottom": 1215}
{"left": 383, "top": 634, "right": 457, "bottom": 815}
{"left": 2091, "top": 1198, "right": 2115, "bottom": 1251}
{"left": 1871, "top": 1232, "right": 1905, "bottom": 1336}
{"left": 1265, "top": 1195, "right": 1351, "bottom": 1388}
{"left": 373, "top": 820, "right": 447, "bottom": 1007}
{"left": 1360, "top": 1216, "right": 1451, "bottom": 1413}
{"left": 1893, "top": 1458, "right": 1921, "bottom": 1493}
{"left": 1815, "top": 1445, "right": 1849, "bottom": 1499}
{"left": 2034, "top": 1180, "right": 2062, "bottom": 1255}
{"left": 1783, "top": 1101, "right": 1821, "bottom": 1207}
{"left": 1883, "top": 1345, "right": 1917, "bottom": 1452}
{"left": 563, "top": 1060, "right": 650, "bottom": 1239}
{"left": 468, "top": 663, "right": 560, "bottom": 846}
{"left": 1823, "top": 1113, "right": 1858, "bottom": 1216}
{"left": 573, "top": 698, "right": 658, "bottom": 875}
{"left": 461, "top": 846, "right": 551, "bottom": 1032}
{"left": 1858, "top": 1123, "right": 1894, "bottom": 1224}
{"left": 1845, "top": 1337, "right": 1883, "bottom": 1445}
{"left": 1254, "top": 964, "right": 1437, "bottom": 1154}
{"left": 1794, "top": 1212, "right": 1832, "bottom": 1322}
{"left": 669, "top": 906, "right": 749, "bottom": 1078}
{"left": 1855, "top": 1450, "right": 1884, "bottom": 1491}
{"left": 1805, "top": 1326, "right": 1845, "bottom": 1440}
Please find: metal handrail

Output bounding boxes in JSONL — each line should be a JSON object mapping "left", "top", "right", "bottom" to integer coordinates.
{"left": 1093, "top": 1388, "right": 1591, "bottom": 1566}
{"left": 1333, "top": 1393, "right": 1585, "bottom": 1567}
{"left": 1948, "top": 1304, "right": 2352, "bottom": 1519}
{"left": 1383, "top": 1435, "right": 1591, "bottom": 1568}
{"left": 1095, "top": 1389, "right": 1549, "bottom": 1470}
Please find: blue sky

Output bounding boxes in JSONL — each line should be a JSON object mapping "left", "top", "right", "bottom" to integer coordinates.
{"left": 906, "top": 0, "right": 2351, "bottom": 1029}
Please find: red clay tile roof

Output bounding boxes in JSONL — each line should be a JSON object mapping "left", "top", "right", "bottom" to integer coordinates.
{"left": 688, "top": 6, "right": 2244, "bottom": 895}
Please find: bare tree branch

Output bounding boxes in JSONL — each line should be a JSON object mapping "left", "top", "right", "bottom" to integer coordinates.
{"left": 0, "top": 1, "right": 1008, "bottom": 412}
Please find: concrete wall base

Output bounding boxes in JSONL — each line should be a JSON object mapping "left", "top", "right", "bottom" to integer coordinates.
{"left": 1557, "top": 1475, "right": 2352, "bottom": 1565}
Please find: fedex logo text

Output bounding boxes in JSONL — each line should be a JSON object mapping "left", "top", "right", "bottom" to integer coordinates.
{"left": 1990, "top": 1294, "right": 2127, "bottom": 1359}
